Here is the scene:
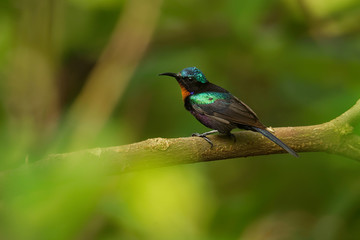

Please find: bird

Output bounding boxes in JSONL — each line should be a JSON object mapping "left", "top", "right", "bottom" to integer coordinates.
{"left": 159, "top": 67, "right": 298, "bottom": 157}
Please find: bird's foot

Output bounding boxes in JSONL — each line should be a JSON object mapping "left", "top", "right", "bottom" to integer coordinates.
{"left": 192, "top": 133, "right": 214, "bottom": 148}
{"left": 191, "top": 130, "right": 218, "bottom": 148}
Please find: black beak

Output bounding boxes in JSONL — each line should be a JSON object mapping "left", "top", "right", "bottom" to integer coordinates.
{"left": 159, "top": 72, "right": 178, "bottom": 78}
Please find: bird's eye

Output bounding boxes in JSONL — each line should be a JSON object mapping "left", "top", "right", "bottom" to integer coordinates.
{"left": 188, "top": 77, "right": 194, "bottom": 81}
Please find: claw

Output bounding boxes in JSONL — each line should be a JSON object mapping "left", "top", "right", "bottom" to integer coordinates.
{"left": 192, "top": 133, "right": 214, "bottom": 148}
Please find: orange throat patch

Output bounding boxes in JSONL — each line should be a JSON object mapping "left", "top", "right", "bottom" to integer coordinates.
{"left": 179, "top": 84, "right": 191, "bottom": 100}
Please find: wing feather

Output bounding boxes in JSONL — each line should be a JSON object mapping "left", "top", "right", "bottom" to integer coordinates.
{"left": 190, "top": 93, "right": 265, "bottom": 129}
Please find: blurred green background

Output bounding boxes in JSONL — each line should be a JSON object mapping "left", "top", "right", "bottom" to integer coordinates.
{"left": 1, "top": 0, "right": 360, "bottom": 239}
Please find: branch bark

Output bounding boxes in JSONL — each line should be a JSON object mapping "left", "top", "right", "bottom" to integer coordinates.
{"left": 35, "top": 99, "right": 360, "bottom": 174}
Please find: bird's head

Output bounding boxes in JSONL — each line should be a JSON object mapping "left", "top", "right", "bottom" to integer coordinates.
{"left": 159, "top": 67, "right": 208, "bottom": 99}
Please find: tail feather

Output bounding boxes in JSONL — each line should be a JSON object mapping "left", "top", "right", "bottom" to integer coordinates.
{"left": 252, "top": 127, "right": 298, "bottom": 157}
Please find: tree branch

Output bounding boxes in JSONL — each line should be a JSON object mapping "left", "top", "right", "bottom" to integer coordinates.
{"left": 32, "top": 99, "right": 360, "bottom": 174}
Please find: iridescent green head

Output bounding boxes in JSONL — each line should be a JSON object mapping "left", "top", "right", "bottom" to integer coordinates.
{"left": 159, "top": 67, "right": 208, "bottom": 84}
{"left": 159, "top": 67, "right": 210, "bottom": 97}
{"left": 179, "top": 67, "right": 208, "bottom": 83}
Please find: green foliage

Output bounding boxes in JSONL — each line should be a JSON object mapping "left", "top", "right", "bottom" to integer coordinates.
{"left": 1, "top": 0, "right": 360, "bottom": 239}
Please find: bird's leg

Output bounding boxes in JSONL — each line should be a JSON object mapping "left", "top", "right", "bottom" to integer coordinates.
{"left": 192, "top": 130, "right": 219, "bottom": 148}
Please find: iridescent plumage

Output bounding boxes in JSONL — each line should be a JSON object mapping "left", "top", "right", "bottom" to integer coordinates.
{"left": 159, "top": 67, "right": 298, "bottom": 157}
{"left": 189, "top": 92, "right": 230, "bottom": 105}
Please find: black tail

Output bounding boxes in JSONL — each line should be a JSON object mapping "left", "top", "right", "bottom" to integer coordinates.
{"left": 252, "top": 127, "right": 298, "bottom": 157}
